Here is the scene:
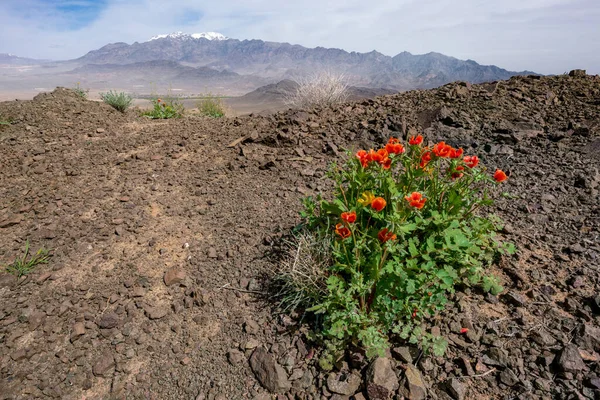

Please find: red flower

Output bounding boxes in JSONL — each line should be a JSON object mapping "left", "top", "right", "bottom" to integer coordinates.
{"left": 367, "top": 149, "right": 383, "bottom": 163}
{"left": 380, "top": 157, "right": 392, "bottom": 170}
{"left": 341, "top": 211, "right": 356, "bottom": 224}
{"left": 385, "top": 142, "right": 405, "bottom": 155}
{"left": 463, "top": 155, "right": 479, "bottom": 168}
{"left": 388, "top": 137, "right": 399, "bottom": 144}
{"left": 433, "top": 141, "right": 452, "bottom": 158}
{"left": 451, "top": 165, "right": 465, "bottom": 180}
{"left": 449, "top": 147, "right": 464, "bottom": 159}
{"left": 356, "top": 150, "right": 369, "bottom": 167}
{"left": 460, "top": 328, "right": 469, "bottom": 334}
{"left": 335, "top": 223, "right": 351, "bottom": 239}
{"left": 371, "top": 197, "right": 387, "bottom": 212}
{"left": 405, "top": 192, "right": 426, "bottom": 209}
{"left": 378, "top": 228, "right": 397, "bottom": 243}
{"left": 409, "top": 135, "right": 423, "bottom": 146}
{"left": 494, "top": 169, "right": 508, "bottom": 182}
{"left": 412, "top": 308, "right": 418, "bottom": 318}
{"left": 419, "top": 151, "right": 432, "bottom": 168}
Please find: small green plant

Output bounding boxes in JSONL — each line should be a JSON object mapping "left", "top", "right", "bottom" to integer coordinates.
{"left": 0, "top": 115, "right": 10, "bottom": 125}
{"left": 101, "top": 90, "right": 133, "bottom": 112}
{"left": 73, "top": 82, "right": 88, "bottom": 99}
{"left": 4, "top": 240, "right": 50, "bottom": 278}
{"left": 279, "top": 135, "right": 514, "bottom": 367}
{"left": 197, "top": 93, "right": 226, "bottom": 118}
{"left": 142, "top": 96, "right": 185, "bottom": 119}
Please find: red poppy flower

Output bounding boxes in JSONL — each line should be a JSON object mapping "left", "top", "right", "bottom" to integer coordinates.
{"left": 409, "top": 135, "right": 423, "bottom": 145}
{"left": 341, "top": 211, "right": 356, "bottom": 224}
{"left": 378, "top": 228, "right": 397, "bottom": 243}
{"left": 449, "top": 148, "right": 464, "bottom": 159}
{"left": 433, "top": 141, "right": 452, "bottom": 158}
{"left": 367, "top": 149, "right": 383, "bottom": 163}
{"left": 419, "top": 151, "right": 432, "bottom": 168}
{"left": 451, "top": 165, "right": 465, "bottom": 179}
{"left": 463, "top": 155, "right": 479, "bottom": 168}
{"left": 385, "top": 142, "right": 405, "bottom": 155}
{"left": 494, "top": 169, "right": 508, "bottom": 182}
{"left": 335, "top": 223, "right": 351, "bottom": 239}
{"left": 371, "top": 197, "right": 387, "bottom": 212}
{"left": 380, "top": 157, "right": 392, "bottom": 170}
{"left": 356, "top": 150, "right": 369, "bottom": 167}
{"left": 388, "top": 137, "right": 399, "bottom": 144}
{"left": 460, "top": 328, "right": 469, "bottom": 334}
{"left": 404, "top": 192, "right": 426, "bottom": 209}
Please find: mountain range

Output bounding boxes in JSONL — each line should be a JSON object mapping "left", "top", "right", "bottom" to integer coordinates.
{"left": 75, "top": 32, "right": 537, "bottom": 90}
{"left": 0, "top": 32, "right": 539, "bottom": 102}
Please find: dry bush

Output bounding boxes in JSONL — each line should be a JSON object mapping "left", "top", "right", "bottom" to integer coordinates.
{"left": 272, "top": 231, "right": 331, "bottom": 313}
{"left": 284, "top": 71, "right": 349, "bottom": 109}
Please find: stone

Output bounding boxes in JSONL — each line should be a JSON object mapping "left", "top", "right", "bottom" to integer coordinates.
{"left": 569, "top": 69, "right": 586, "bottom": 77}
{"left": 445, "top": 378, "right": 467, "bottom": 400}
{"left": 587, "top": 376, "right": 600, "bottom": 390}
{"left": 392, "top": 347, "right": 413, "bottom": 363}
{"left": 575, "top": 324, "right": 600, "bottom": 352}
{"left": 93, "top": 353, "right": 115, "bottom": 376}
{"left": 98, "top": 312, "right": 119, "bottom": 329}
{"left": 96, "top": 128, "right": 105, "bottom": 133}
{"left": 482, "top": 348, "right": 509, "bottom": 367}
{"left": 556, "top": 344, "right": 586, "bottom": 373}
{"left": 207, "top": 247, "right": 218, "bottom": 258}
{"left": 228, "top": 349, "right": 244, "bottom": 365}
{"left": 499, "top": 369, "right": 519, "bottom": 386}
{"left": 244, "top": 319, "right": 260, "bottom": 335}
{"left": 326, "top": 371, "right": 361, "bottom": 396}
{"left": 145, "top": 306, "right": 169, "bottom": 320}
{"left": 249, "top": 347, "right": 291, "bottom": 393}
{"left": 404, "top": 365, "right": 427, "bottom": 400}
{"left": 164, "top": 267, "right": 186, "bottom": 286}
{"left": 366, "top": 357, "right": 399, "bottom": 399}
{"left": 70, "top": 322, "right": 85, "bottom": 341}
{"left": 28, "top": 311, "right": 46, "bottom": 330}
{"left": 503, "top": 291, "right": 527, "bottom": 307}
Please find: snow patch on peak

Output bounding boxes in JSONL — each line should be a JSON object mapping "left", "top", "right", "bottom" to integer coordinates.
{"left": 148, "top": 31, "right": 229, "bottom": 41}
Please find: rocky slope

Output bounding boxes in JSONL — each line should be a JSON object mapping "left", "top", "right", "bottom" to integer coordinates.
{"left": 0, "top": 70, "right": 598, "bottom": 400}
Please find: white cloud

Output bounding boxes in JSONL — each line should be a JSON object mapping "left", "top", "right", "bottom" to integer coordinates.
{"left": 0, "top": 0, "right": 598, "bottom": 74}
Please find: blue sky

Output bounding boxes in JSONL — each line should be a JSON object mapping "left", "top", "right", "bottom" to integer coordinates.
{"left": 0, "top": 0, "right": 598, "bottom": 74}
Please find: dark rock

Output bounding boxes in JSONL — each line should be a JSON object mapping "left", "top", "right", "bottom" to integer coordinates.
{"left": 164, "top": 267, "right": 186, "bottom": 286}
{"left": 366, "top": 357, "right": 399, "bottom": 399}
{"left": 499, "top": 369, "right": 519, "bottom": 386}
{"left": 503, "top": 291, "right": 527, "bottom": 307}
{"left": 556, "top": 344, "right": 586, "bottom": 373}
{"left": 145, "top": 306, "right": 169, "bottom": 320}
{"left": 326, "top": 371, "right": 361, "bottom": 396}
{"left": 392, "top": 347, "right": 412, "bottom": 363}
{"left": 483, "top": 348, "right": 509, "bottom": 368}
{"left": 530, "top": 329, "right": 557, "bottom": 347}
{"left": 403, "top": 365, "right": 427, "bottom": 400}
{"left": 98, "top": 312, "right": 119, "bottom": 329}
{"left": 249, "top": 347, "right": 291, "bottom": 393}
{"left": 445, "top": 378, "right": 467, "bottom": 400}
{"left": 575, "top": 324, "right": 600, "bottom": 352}
{"left": 586, "top": 376, "right": 600, "bottom": 390}
{"left": 92, "top": 353, "right": 115, "bottom": 376}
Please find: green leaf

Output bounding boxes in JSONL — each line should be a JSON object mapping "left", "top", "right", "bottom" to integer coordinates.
{"left": 432, "top": 337, "right": 448, "bottom": 356}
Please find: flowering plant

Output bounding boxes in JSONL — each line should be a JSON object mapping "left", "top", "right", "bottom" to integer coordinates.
{"left": 299, "top": 135, "right": 514, "bottom": 367}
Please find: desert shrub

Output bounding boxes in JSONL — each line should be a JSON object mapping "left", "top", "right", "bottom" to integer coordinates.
{"left": 0, "top": 114, "right": 10, "bottom": 125}
{"left": 279, "top": 135, "right": 513, "bottom": 369}
{"left": 142, "top": 96, "right": 185, "bottom": 119}
{"left": 73, "top": 82, "right": 88, "bottom": 99}
{"left": 197, "top": 93, "right": 226, "bottom": 118}
{"left": 101, "top": 90, "right": 133, "bottom": 112}
{"left": 4, "top": 240, "right": 50, "bottom": 278}
{"left": 284, "top": 71, "right": 349, "bottom": 109}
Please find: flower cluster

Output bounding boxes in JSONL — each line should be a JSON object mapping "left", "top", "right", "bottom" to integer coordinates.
{"left": 298, "top": 132, "right": 513, "bottom": 364}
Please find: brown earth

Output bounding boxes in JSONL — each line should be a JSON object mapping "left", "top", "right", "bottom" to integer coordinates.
{"left": 0, "top": 72, "right": 599, "bottom": 400}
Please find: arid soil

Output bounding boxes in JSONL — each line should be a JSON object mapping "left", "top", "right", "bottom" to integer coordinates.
{"left": 0, "top": 72, "right": 599, "bottom": 400}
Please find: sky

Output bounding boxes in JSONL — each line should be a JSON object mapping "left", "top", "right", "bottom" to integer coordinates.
{"left": 0, "top": 0, "right": 599, "bottom": 75}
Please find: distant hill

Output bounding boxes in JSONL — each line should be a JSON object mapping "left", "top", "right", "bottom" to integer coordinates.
{"left": 0, "top": 53, "right": 49, "bottom": 65}
{"left": 75, "top": 32, "right": 539, "bottom": 90}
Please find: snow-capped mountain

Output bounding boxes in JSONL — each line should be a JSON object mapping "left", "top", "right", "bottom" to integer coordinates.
{"left": 148, "top": 32, "right": 228, "bottom": 42}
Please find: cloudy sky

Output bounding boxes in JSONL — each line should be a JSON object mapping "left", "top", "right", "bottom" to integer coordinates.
{"left": 0, "top": 0, "right": 598, "bottom": 74}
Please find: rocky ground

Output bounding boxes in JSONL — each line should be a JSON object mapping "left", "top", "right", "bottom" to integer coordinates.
{"left": 0, "top": 70, "right": 599, "bottom": 400}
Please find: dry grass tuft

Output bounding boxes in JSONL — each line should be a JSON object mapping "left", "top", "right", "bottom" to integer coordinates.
{"left": 284, "top": 71, "right": 349, "bottom": 109}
